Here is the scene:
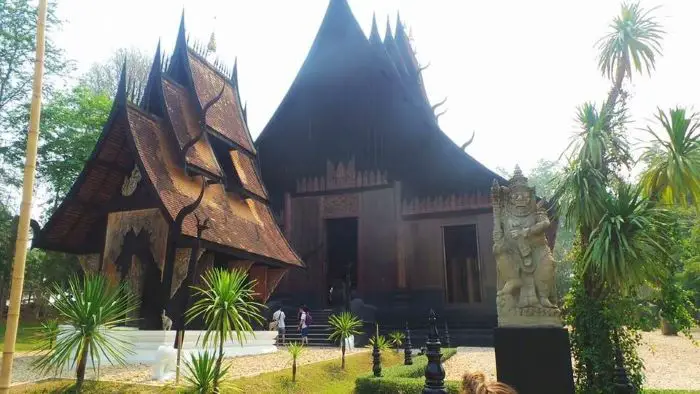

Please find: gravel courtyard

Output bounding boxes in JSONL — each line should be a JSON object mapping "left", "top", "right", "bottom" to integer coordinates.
{"left": 9, "top": 346, "right": 367, "bottom": 386}
{"left": 443, "top": 330, "right": 700, "bottom": 390}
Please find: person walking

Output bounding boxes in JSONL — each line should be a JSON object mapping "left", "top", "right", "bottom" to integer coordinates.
{"left": 272, "top": 305, "right": 286, "bottom": 345}
{"left": 298, "top": 306, "right": 311, "bottom": 345}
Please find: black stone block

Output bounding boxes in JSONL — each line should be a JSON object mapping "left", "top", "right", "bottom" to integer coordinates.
{"left": 494, "top": 327, "right": 574, "bottom": 394}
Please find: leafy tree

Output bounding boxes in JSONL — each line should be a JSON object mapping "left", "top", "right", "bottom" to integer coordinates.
{"left": 0, "top": 0, "right": 71, "bottom": 119}
{"left": 32, "top": 274, "right": 139, "bottom": 393}
{"left": 0, "top": 85, "right": 111, "bottom": 211}
{"left": 186, "top": 268, "right": 264, "bottom": 392}
{"left": 80, "top": 47, "right": 151, "bottom": 97}
{"left": 554, "top": 2, "right": 670, "bottom": 392}
{"left": 327, "top": 312, "right": 362, "bottom": 369}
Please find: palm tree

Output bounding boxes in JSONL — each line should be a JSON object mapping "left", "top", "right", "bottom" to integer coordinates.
{"left": 388, "top": 331, "right": 405, "bottom": 353}
{"left": 327, "top": 312, "right": 362, "bottom": 369}
{"left": 31, "top": 274, "right": 139, "bottom": 392}
{"left": 597, "top": 1, "right": 664, "bottom": 108}
{"left": 287, "top": 342, "right": 304, "bottom": 382}
{"left": 640, "top": 107, "right": 700, "bottom": 208}
{"left": 186, "top": 268, "right": 264, "bottom": 392}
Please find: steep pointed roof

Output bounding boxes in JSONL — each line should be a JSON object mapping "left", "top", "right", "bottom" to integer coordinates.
{"left": 36, "top": 19, "right": 302, "bottom": 268}
{"left": 257, "top": 0, "right": 502, "bottom": 202}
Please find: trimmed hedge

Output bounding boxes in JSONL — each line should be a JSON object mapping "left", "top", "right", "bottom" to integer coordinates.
{"left": 355, "top": 348, "right": 461, "bottom": 393}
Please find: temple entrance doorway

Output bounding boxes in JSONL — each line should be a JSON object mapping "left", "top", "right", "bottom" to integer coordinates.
{"left": 443, "top": 224, "right": 482, "bottom": 304}
{"left": 116, "top": 231, "right": 163, "bottom": 330}
{"left": 325, "top": 218, "right": 358, "bottom": 308}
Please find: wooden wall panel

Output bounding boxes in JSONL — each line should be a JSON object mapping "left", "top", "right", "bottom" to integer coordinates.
{"left": 402, "top": 211, "right": 496, "bottom": 305}
{"left": 358, "top": 188, "right": 397, "bottom": 293}
{"left": 277, "top": 196, "right": 322, "bottom": 296}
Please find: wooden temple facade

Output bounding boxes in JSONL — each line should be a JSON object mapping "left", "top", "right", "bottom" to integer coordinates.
{"left": 258, "top": 0, "right": 555, "bottom": 331}
{"left": 34, "top": 16, "right": 302, "bottom": 329}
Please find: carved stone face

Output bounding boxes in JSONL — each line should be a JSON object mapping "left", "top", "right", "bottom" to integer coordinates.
{"left": 508, "top": 189, "right": 533, "bottom": 216}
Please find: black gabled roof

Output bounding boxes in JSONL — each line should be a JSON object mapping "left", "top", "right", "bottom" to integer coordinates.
{"left": 256, "top": 0, "right": 503, "bottom": 201}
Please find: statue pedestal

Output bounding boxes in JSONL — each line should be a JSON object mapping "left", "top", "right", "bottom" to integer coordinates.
{"left": 494, "top": 327, "right": 574, "bottom": 394}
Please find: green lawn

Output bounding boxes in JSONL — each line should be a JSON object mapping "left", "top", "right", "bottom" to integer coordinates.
{"left": 233, "top": 350, "right": 405, "bottom": 394}
{"left": 0, "top": 324, "right": 43, "bottom": 352}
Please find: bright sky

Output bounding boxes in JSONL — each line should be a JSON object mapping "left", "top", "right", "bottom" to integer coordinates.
{"left": 54, "top": 0, "right": 698, "bottom": 174}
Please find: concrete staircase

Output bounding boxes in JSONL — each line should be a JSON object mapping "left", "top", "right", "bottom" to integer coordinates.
{"left": 279, "top": 309, "right": 335, "bottom": 347}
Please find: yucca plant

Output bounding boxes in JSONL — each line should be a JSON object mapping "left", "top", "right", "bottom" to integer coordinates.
{"left": 184, "top": 350, "right": 230, "bottom": 394}
{"left": 35, "top": 318, "right": 60, "bottom": 350}
{"left": 368, "top": 334, "right": 389, "bottom": 351}
{"left": 327, "top": 312, "right": 362, "bottom": 369}
{"left": 287, "top": 342, "right": 304, "bottom": 382}
{"left": 186, "top": 268, "right": 264, "bottom": 392}
{"left": 31, "top": 274, "right": 139, "bottom": 393}
{"left": 584, "top": 183, "right": 673, "bottom": 292}
{"left": 597, "top": 1, "right": 664, "bottom": 107}
{"left": 388, "top": 331, "right": 405, "bottom": 352}
{"left": 640, "top": 107, "right": 700, "bottom": 208}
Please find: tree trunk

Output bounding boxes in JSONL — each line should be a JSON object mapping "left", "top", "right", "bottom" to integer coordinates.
{"left": 213, "top": 321, "right": 225, "bottom": 392}
{"left": 75, "top": 336, "right": 90, "bottom": 393}
{"left": 341, "top": 337, "right": 346, "bottom": 370}
{"left": 606, "top": 62, "right": 626, "bottom": 110}
{"left": 292, "top": 359, "right": 297, "bottom": 382}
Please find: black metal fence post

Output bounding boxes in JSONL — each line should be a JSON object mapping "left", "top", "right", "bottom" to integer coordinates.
{"left": 423, "top": 309, "right": 446, "bottom": 394}
{"left": 404, "top": 321, "right": 413, "bottom": 365}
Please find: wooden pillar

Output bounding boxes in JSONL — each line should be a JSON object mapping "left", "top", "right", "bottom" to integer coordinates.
{"left": 394, "top": 182, "right": 407, "bottom": 288}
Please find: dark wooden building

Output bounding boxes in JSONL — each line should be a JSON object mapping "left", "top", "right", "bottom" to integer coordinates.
{"left": 258, "top": 0, "right": 513, "bottom": 336}
{"left": 34, "top": 16, "right": 303, "bottom": 329}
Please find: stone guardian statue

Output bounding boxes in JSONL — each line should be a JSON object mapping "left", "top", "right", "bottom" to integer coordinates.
{"left": 491, "top": 166, "right": 562, "bottom": 327}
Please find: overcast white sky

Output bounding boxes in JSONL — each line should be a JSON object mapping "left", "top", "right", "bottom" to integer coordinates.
{"left": 53, "top": 0, "right": 698, "bottom": 174}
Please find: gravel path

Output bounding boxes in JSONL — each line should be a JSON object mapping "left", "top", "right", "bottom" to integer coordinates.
{"left": 443, "top": 330, "right": 699, "bottom": 390}
{"left": 10, "top": 347, "right": 367, "bottom": 386}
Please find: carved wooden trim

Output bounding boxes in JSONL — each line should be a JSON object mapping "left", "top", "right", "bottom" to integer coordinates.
{"left": 248, "top": 265, "right": 268, "bottom": 302}
{"left": 229, "top": 260, "right": 254, "bottom": 273}
{"left": 77, "top": 254, "right": 100, "bottom": 275}
{"left": 170, "top": 248, "right": 206, "bottom": 298}
{"left": 295, "top": 158, "right": 388, "bottom": 193}
{"left": 322, "top": 193, "right": 359, "bottom": 219}
{"left": 266, "top": 268, "right": 287, "bottom": 303}
{"left": 103, "top": 208, "right": 169, "bottom": 275}
{"left": 401, "top": 193, "right": 491, "bottom": 216}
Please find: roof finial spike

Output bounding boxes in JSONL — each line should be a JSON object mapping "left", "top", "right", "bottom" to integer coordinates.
{"left": 385, "top": 15, "right": 393, "bottom": 40}
{"left": 231, "top": 56, "right": 238, "bottom": 85}
{"left": 396, "top": 10, "right": 403, "bottom": 29}
{"left": 186, "top": 33, "right": 190, "bottom": 44}
{"left": 116, "top": 59, "right": 127, "bottom": 105}
{"left": 369, "top": 13, "right": 380, "bottom": 44}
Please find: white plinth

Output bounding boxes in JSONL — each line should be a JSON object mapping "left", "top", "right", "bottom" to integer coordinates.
{"left": 57, "top": 325, "right": 277, "bottom": 369}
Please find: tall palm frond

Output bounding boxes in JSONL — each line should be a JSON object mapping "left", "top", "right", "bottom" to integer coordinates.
{"left": 640, "top": 107, "right": 700, "bottom": 208}
{"left": 584, "top": 184, "right": 673, "bottom": 291}
{"left": 597, "top": 1, "right": 664, "bottom": 104}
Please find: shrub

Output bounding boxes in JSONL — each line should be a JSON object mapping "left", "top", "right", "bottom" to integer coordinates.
{"left": 355, "top": 348, "right": 458, "bottom": 393}
{"left": 184, "top": 350, "right": 229, "bottom": 393}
